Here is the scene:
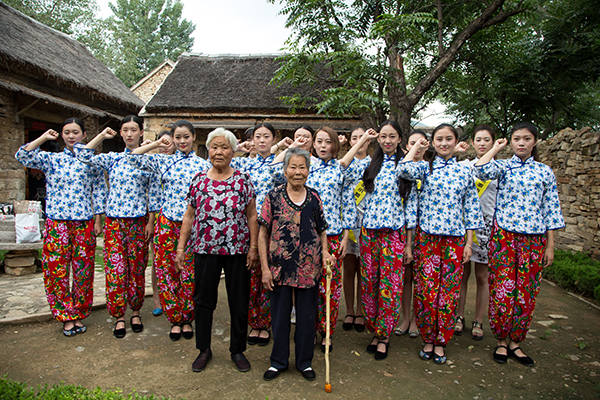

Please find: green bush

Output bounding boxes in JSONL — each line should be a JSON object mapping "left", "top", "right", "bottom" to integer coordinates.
{"left": 543, "top": 249, "right": 600, "bottom": 301}
{"left": 0, "top": 377, "right": 173, "bottom": 400}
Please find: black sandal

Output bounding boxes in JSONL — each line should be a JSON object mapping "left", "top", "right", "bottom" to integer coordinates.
{"left": 419, "top": 343, "right": 434, "bottom": 361}
{"left": 454, "top": 316, "right": 465, "bottom": 336}
{"left": 130, "top": 315, "right": 143, "bottom": 333}
{"left": 342, "top": 315, "right": 355, "bottom": 331}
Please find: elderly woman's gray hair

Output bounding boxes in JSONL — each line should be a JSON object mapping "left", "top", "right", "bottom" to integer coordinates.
{"left": 206, "top": 127, "right": 238, "bottom": 152}
{"left": 283, "top": 147, "right": 311, "bottom": 171}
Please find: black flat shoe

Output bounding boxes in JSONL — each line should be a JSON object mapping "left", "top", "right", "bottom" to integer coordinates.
{"left": 354, "top": 315, "right": 365, "bottom": 332}
{"left": 342, "top": 315, "right": 355, "bottom": 331}
{"left": 169, "top": 324, "right": 182, "bottom": 341}
{"left": 508, "top": 346, "right": 534, "bottom": 366}
{"left": 493, "top": 345, "right": 508, "bottom": 364}
{"left": 374, "top": 341, "right": 389, "bottom": 361}
{"left": 263, "top": 366, "right": 287, "bottom": 381}
{"left": 419, "top": 343, "right": 434, "bottom": 361}
{"left": 182, "top": 324, "right": 194, "bottom": 340}
{"left": 130, "top": 315, "right": 143, "bottom": 333}
{"left": 366, "top": 336, "right": 379, "bottom": 354}
{"left": 113, "top": 320, "right": 126, "bottom": 339}
{"left": 247, "top": 329, "right": 259, "bottom": 345}
{"left": 257, "top": 330, "right": 271, "bottom": 346}
{"left": 301, "top": 367, "right": 316, "bottom": 381}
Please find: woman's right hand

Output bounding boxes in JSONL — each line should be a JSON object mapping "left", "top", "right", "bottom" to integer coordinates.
{"left": 42, "top": 129, "right": 60, "bottom": 141}
{"left": 262, "top": 268, "right": 274, "bottom": 291}
{"left": 175, "top": 250, "right": 186, "bottom": 271}
{"left": 100, "top": 127, "right": 118, "bottom": 140}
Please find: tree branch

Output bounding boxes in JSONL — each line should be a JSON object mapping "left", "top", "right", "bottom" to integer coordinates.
{"left": 437, "top": 0, "right": 444, "bottom": 56}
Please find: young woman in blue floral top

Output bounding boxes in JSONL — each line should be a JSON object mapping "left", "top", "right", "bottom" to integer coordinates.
{"left": 231, "top": 122, "right": 283, "bottom": 346}
{"left": 475, "top": 122, "right": 564, "bottom": 367}
{"left": 129, "top": 120, "right": 211, "bottom": 341}
{"left": 77, "top": 115, "right": 161, "bottom": 338}
{"left": 398, "top": 123, "right": 483, "bottom": 364}
{"left": 15, "top": 118, "right": 107, "bottom": 336}
{"left": 346, "top": 120, "right": 415, "bottom": 361}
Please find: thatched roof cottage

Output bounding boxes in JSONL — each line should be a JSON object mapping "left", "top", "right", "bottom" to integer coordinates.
{"left": 141, "top": 53, "right": 361, "bottom": 158}
{"left": 0, "top": 2, "right": 144, "bottom": 203}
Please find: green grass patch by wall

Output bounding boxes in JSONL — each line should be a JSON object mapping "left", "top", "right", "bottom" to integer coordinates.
{"left": 0, "top": 377, "right": 174, "bottom": 400}
{"left": 543, "top": 249, "right": 600, "bottom": 301}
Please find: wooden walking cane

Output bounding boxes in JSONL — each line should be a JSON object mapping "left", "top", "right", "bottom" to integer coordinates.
{"left": 325, "top": 259, "right": 333, "bottom": 393}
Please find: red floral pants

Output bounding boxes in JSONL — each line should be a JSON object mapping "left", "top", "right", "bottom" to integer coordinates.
{"left": 488, "top": 222, "right": 546, "bottom": 342}
{"left": 42, "top": 219, "right": 95, "bottom": 322}
{"left": 104, "top": 216, "right": 148, "bottom": 318}
{"left": 414, "top": 230, "right": 464, "bottom": 346}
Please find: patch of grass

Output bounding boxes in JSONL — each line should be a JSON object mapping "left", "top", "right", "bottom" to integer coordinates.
{"left": 0, "top": 377, "right": 174, "bottom": 400}
{"left": 543, "top": 249, "right": 600, "bottom": 301}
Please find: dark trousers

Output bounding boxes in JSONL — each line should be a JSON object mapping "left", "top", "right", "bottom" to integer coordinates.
{"left": 270, "top": 284, "right": 318, "bottom": 371}
{"left": 193, "top": 254, "right": 250, "bottom": 354}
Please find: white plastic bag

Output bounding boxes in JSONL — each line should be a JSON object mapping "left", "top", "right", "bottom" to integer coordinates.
{"left": 15, "top": 213, "right": 41, "bottom": 243}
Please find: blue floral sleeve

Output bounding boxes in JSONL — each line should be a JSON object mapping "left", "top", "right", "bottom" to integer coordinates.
{"left": 148, "top": 171, "right": 162, "bottom": 212}
{"left": 474, "top": 159, "right": 505, "bottom": 181}
{"left": 74, "top": 144, "right": 113, "bottom": 171}
{"left": 15, "top": 146, "right": 52, "bottom": 171}
{"left": 91, "top": 166, "right": 107, "bottom": 215}
{"left": 462, "top": 175, "right": 484, "bottom": 231}
{"left": 542, "top": 168, "right": 565, "bottom": 231}
{"left": 396, "top": 160, "right": 428, "bottom": 181}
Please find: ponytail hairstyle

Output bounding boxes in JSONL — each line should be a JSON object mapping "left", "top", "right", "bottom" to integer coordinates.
{"left": 429, "top": 123, "right": 459, "bottom": 172}
{"left": 361, "top": 120, "right": 411, "bottom": 201}
{"left": 120, "top": 115, "right": 144, "bottom": 130}
{"left": 510, "top": 122, "right": 539, "bottom": 161}
{"left": 170, "top": 119, "right": 195, "bottom": 136}
{"left": 62, "top": 117, "right": 85, "bottom": 133}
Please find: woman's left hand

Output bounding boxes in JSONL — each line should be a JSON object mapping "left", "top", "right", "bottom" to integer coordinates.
{"left": 403, "top": 244, "right": 413, "bottom": 264}
{"left": 247, "top": 247, "right": 259, "bottom": 270}
{"left": 543, "top": 246, "right": 554, "bottom": 268}
{"left": 94, "top": 219, "right": 103, "bottom": 236}
{"left": 144, "top": 221, "right": 154, "bottom": 243}
{"left": 462, "top": 245, "right": 472, "bottom": 263}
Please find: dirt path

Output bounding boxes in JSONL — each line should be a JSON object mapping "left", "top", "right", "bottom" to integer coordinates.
{"left": 1, "top": 279, "right": 599, "bottom": 399}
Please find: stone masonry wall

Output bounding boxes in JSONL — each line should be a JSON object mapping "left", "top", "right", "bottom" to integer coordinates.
{"left": 0, "top": 89, "right": 27, "bottom": 203}
{"left": 538, "top": 127, "right": 600, "bottom": 258}
{"left": 132, "top": 63, "right": 174, "bottom": 104}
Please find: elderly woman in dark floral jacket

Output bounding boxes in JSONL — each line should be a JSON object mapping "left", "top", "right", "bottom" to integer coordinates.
{"left": 259, "top": 147, "right": 335, "bottom": 382}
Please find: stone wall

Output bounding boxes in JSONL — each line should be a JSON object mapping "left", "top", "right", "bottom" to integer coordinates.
{"left": 132, "top": 63, "right": 174, "bottom": 104}
{"left": 0, "top": 88, "right": 27, "bottom": 203}
{"left": 539, "top": 127, "right": 600, "bottom": 258}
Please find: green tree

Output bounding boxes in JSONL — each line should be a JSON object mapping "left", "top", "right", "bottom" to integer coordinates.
{"left": 269, "top": 0, "right": 530, "bottom": 136}
{"left": 4, "top": 0, "right": 99, "bottom": 37}
{"left": 440, "top": 0, "right": 600, "bottom": 137}
{"left": 101, "top": 0, "right": 195, "bottom": 86}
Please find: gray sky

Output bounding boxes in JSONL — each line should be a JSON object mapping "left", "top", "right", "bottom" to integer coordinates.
{"left": 97, "top": 0, "right": 290, "bottom": 55}
{"left": 97, "top": 0, "right": 447, "bottom": 125}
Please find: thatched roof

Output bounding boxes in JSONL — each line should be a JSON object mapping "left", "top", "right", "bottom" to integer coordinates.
{"left": 0, "top": 2, "right": 144, "bottom": 114}
{"left": 144, "top": 54, "right": 323, "bottom": 114}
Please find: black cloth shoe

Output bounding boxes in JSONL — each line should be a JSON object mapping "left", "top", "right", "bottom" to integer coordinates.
{"left": 192, "top": 349, "right": 212, "bottom": 372}
{"left": 169, "top": 324, "right": 181, "bottom": 341}
{"left": 374, "top": 341, "right": 389, "bottom": 361}
{"left": 113, "top": 320, "right": 126, "bottom": 339}
{"left": 508, "top": 346, "right": 534, "bottom": 366}
{"left": 301, "top": 367, "right": 316, "bottom": 381}
{"left": 181, "top": 323, "right": 194, "bottom": 340}
{"left": 354, "top": 315, "right": 365, "bottom": 332}
{"left": 263, "top": 366, "right": 287, "bottom": 381}
{"left": 493, "top": 345, "right": 508, "bottom": 364}
{"left": 247, "top": 329, "right": 259, "bottom": 345}
{"left": 130, "top": 315, "right": 143, "bottom": 333}
{"left": 342, "top": 315, "right": 355, "bottom": 331}
{"left": 231, "top": 352, "right": 251, "bottom": 372}
{"left": 366, "top": 337, "right": 379, "bottom": 354}
{"left": 257, "top": 330, "right": 271, "bottom": 346}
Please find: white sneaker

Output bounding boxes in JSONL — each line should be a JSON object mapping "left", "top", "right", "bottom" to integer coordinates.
{"left": 290, "top": 307, "right": 296, "bottom": 324}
